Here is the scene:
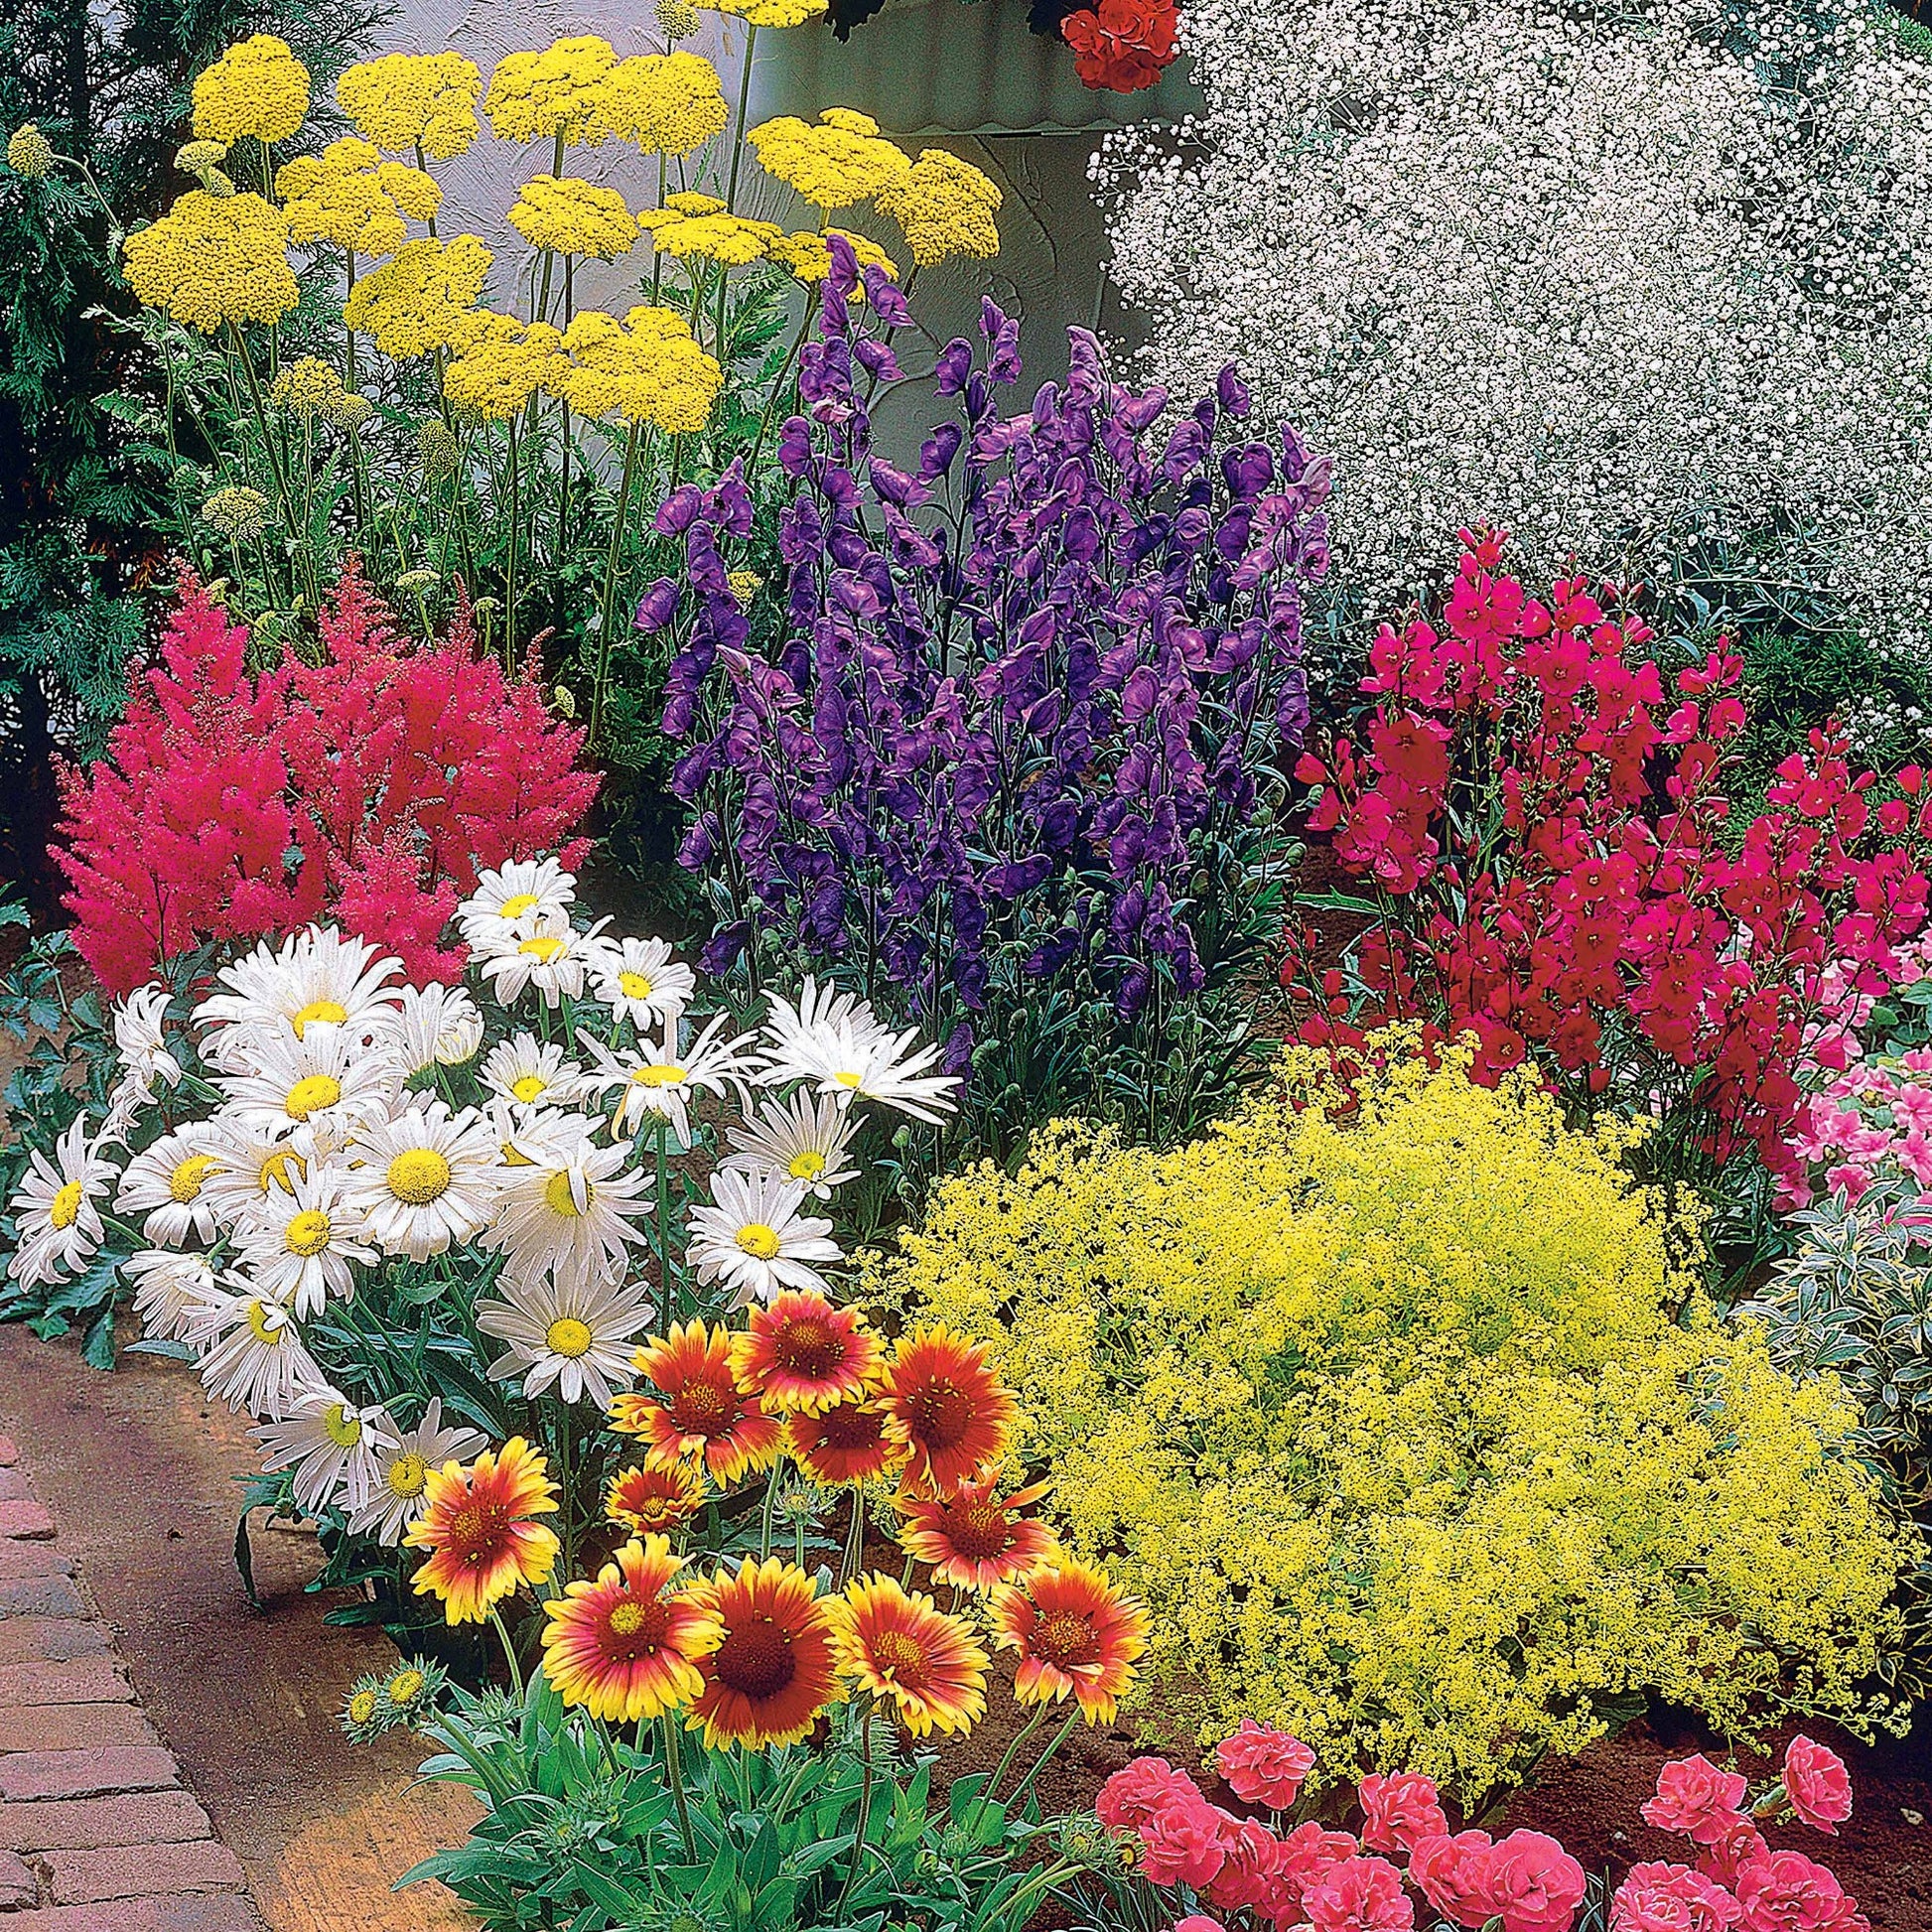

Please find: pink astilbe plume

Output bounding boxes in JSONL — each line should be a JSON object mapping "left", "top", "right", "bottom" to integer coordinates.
{"left": 56, "top": 563, "right": 600, "bottom": 991}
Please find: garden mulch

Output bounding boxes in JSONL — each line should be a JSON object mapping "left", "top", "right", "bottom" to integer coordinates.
{"left": 0, "top": 1327, "right": 482, "bottom": 1932}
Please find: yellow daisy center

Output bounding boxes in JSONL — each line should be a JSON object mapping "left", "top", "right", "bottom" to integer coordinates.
{"left": 499, "top": 893, "right": 540, "bottom": 918}
{"left": 510, "top": 1073, "right": 549, "bottom": 1104}
{"left": 546, "top": 1315, "right": 595, "bottom": 1358}
{"left": 387, "top": 1451, "right": 428, "bottom": 1498}
{"left": 259, "top": 1148, "right": 307, "bottom": 1194}
{"left": 284, "top": 1207, "right": 334, "bottom": 1257}
{"left": 543, "top": 1172, "right": 594, "bottom": 1218}
{"left": 500, "top": 1143, "right": 535, "bottom": 1169}
{"left": 387, "top": 1668, "right": 425, "bottom": 1704}
{"left": 387, "top": 1147, "right": 452, "bottom": 1204}
{"left": 608, "top": 1600, "right": 647, "bottom": 1636}
{"left": 787, "top": 1149, "right": 827, "bottom": 1180}
{"left": 519, "top": 935, "right": 567, "bottom": 963}
{"left": 832, "top": 1070, "right": 864, "bottom": 1089}
{"left": 347, "top": 1690, "right": 377, "bottom": 1724}
{"left": 323, "top": 1403, "right": 364, "bottom": 1448}
{"left": 245, "top": 1300, "right": 284, "bottom": 1345}
{"left": 48, "top": 1180, "right": 83, "bottom": 1230}
{"left": 736, "top": 1222, "right": 781, "bottom": 1260}
{"left": 170, "top": 1154, "right": 215, "bottom": 1203}
{"left": 630, "top": 1064, "right": 686, "bottom": 1088}
{"left": 292, "top": 998, "right": 348, "bottom": 1037}
{"left": 619, "top": 970, "right": 654, "bottom": 1001}
{"left": 285, "top": 1073, "right": 343, "bottom": 1120}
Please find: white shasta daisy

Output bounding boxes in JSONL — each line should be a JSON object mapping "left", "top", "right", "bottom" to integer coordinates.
{"left": 587, "top": 1012, "right": 757, "bottom": 1149}
{"left": 686, "top": 1168, "right": 842, "bottom": 1308}
{"left": 472, "top": 913, "right": 605, "bottom": 1010}
{"left": 587, "top": 934, "right": 696, "bottom": 1035}
{"left": 102, "top": 983, "right": 184, "bottom": 1139}
{"left": 755, "top": 981, "right": 959, "bottom": 1123}
{"left": 720, "top": 1090, "right": 861, "bottom": 1200}
{"left": 482, "top": 1120, "right": 654, "bottom": 1292}
{"left": 195, "top": 925, "right": 405, "bottom": 1060}
{"left": 456, "top": 856, "right": 578, "bottom": 947}
{"left": 231, "top": 1161, "right": 375, "bottom": 1318}
{"left": 193, "top": 1285, "right": 325, "bottom": 1418}
{"left": 197, "top": 1118, "right": 316, "bottom": 1228}
{"left": 342, "top": 1100, "right": 500, "bottom": 1260}
{"left": 113, "top": 1125, "right": 222, "bottom": 1247}
{"left": 5, "top": 1118, "right": 117, "bottom": 1292}
{"left": 346, "top": 1397, "right": 487, "bottom": 1545}
{"left": 479, "top": 1034, "right": 592, "bottom": 1112}
{"left": 216, "top": 1023, "right": 402, "bottom": 1153}
{"left": 476, "top": 1269, "right": 655, "bottom": 1407}
{"left": 395, "top": 982, "right": 483, "bottom": 1075}
{"left": 252, "top": 1388, "right": 397, "bottom": 1515}
{"left": 121, "top": 1249, "right": 222, "bottom": 1343}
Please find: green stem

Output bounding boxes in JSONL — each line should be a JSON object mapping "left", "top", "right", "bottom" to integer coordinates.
{"left": 986, "top": 1699, "right": 1048, "bottom": 1800}
{"left": 1006, "top": 1707, "right": 1082, "bottom": 1811}
{"left": 504, "top": 415, "right": 520, "bottom": 672}
{"left": 415, "top": 141, "right": 439, "bottom": 238}
{"left": 225, "top": 322, "right": 303, "bottom": 608}
{"left": 832, "top": 1703, "right": 875, "bottom": 1920}
{"left": 726, "top": 24, "right": 759, "bottom": 214}
{"left": 589, "top": 418, "right": 642, "bottom": 746}
{"left": 839, "top": 1486, "right": 865, "bottom": 1585}
{"left": 488, "top": 1606, "right": 524, "bottom": 1699}
{"left": 662, "top": 1715, "right": 698, "bottom": 1861}
{"left": 758, "top": 1458, "right": 782, "bottom": 1560}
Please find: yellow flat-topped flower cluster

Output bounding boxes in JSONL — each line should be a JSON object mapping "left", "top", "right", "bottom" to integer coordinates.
{"left": 122, "top": 190, "right": 300, "bottom": 332}
{"left": 637, "top": 193, "right": 782, "bottom": 266}
{"left": 591, "top": 51, "right": 730, "bottom": 155}
{"left": 191, "top": 35, "right": 312, "bottom": 146}
{"left": 507, "top": 175, "right": 639, "bottom": 260}
{"left": 277, "top": 138, "right": 441, "bottom": 258}
{"left": 337, "top": 51, "right": 483, "bottom": 160}
{"left": 342, "top": 234, "right": 493, "bottom": 358}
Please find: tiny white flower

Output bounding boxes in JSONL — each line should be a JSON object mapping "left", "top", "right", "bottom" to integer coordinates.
{"left": 105, "top": 984, "right": 183, "bottom": 1133}
{"left": 686, "top": 1167, "right": 841, "bottom": 1308}
{"left": 479, "top": 1033, "right": 592, "bottom": 1112}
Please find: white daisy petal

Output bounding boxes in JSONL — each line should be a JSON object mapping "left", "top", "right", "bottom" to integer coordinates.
{"left": 685, "top": 1167, "right": 842, "bottom": 1308}
{"left": 476, "top": 1270, "right": 655, "bottom": 1407}
{"left": 341, "top": 1100, "right": 500, "bottom": 1261}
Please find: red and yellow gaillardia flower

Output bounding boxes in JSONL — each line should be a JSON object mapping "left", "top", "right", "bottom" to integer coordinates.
{"left": 612, "top": 1319, "right": 782, "bottom": 1486}
{"left": 406, "top": 1436, "right": 560, "bottom": 1625}
{"left": 879, "top": 1325, "right": 1016, "bottom": 1497}
{"left": 834, "top": 1573, "right": 988, "bottom": 1737}
{"left": 684, "top": 1556, "right": 845, "bottom": 1749}
{"left": 783, "top": 1391, "right": 907, "bottom": 1487}
{"left": 896, "top": 1472, "right": 1056, "bottom": 1592}
{"left": 730, "top": 1290, "right": 882, "bottom": 1415}
{"left": 606, "top": 1459, "right": 707, "bottom": 1535}
{"left": 989, "top": 1557, "right": 1150, "bottom": 1725}
{"left": 540, "top": 1534, "right": 722, "bottom": 1723}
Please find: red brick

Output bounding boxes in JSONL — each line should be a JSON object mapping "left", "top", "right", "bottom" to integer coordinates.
{"left": 0, "top": 1747, "right": 179, "bottom": 1802}
{"left": 0, "top": 1469, "right": 35, "bottom": 1503}
{"left": 0, "top": 1620, "right": 106, "bottom": 1666}
{"left": 4, "top": 1900, "right": 261, "bottom": 1932}
{"left": 0, "top": 1439, "right": 18, "bottom": 1467}
{"left": 47, "top": 1839, "right": 244, "bottom": 1905}
{"left": 0, "top": 1546, "right": 72, "bottom": 1582}
{"left": 0, "top": 1502, "right": 55, "bottom": 1542}
{"left": 0, "top": 1577, "right": 84, "bottom": 1619}
{"left": 0, "top": 1847, "right": 35, "bottom": 1908}
{"left": 0, "top": 1704, "right": 156, "bottom": 1753}
{"left": 0, "top": 1789, "right": 211, "bottom": 1853}
{"left": 0, "top": 1659, "right": 128, "bottom": 1709}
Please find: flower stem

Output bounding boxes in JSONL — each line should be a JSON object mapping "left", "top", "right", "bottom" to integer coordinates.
{"left": 759, "top": 1458, "right": 782, "bottom": 1560}
{"left": 832, "top": 1701, "right": 874, "bottom": 1919}
{"left": 661, "top": 1715, "right": 698, "bottom": 1861}
{"left": 986, "top": 1700, "right": 1048, "bottom": 1800}
{"left": 1006, "top": 1707, "right": 1081, "bottom": 1812}
{"left": 590, "top": 418, "right": 642, "bottom": 746}
{"left": 488, "top": 1606, "right": 524, "bottom": 1700}
{"left": 725, "top": 24, "right": 759, "bottom": 215}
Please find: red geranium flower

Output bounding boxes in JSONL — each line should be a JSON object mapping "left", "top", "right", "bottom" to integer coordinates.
{"left": 1060, "top": 0, "right": 1178, "bottom": 93}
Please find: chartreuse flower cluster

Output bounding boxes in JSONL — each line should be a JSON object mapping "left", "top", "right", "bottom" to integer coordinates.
{"left": 869, "top": 1031, "right": 1918, "bottom": 1804}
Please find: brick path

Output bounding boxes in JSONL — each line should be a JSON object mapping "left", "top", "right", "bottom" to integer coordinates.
{"left": 0, "top": 1434, "right": 257, "bottom": 1932}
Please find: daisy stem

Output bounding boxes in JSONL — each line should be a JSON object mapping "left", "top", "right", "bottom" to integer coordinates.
{"left": 986, "top": 1699, "right": 1048, "bottom": 1802}
{"left": 1006, "top": 1707, "right": 1082, "bottom": 1813}
{"left": 488, "top": 1606, "right": 524, "bottom": 1701}
{"left": 552, "top": 1399, "right": 575, "bottom": 1579}
{"left": 758, "top": 1458, "right": 782, "bottom": 1560}
{"left": 840, "top": 1487, "right": 865, "bottom": 1585}
{"left": 661, "top": 1715, "right": 697, "bottom": 1862}
{"left": 832, "top": 1700, "right": 874, "bottom": 1920}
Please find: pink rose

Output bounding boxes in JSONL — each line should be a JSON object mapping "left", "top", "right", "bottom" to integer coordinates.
{"left": 1099, "top": 1758, "right": 1206, "bottom": 1834}
{"left": 1696, "top": 1819, "right": 1770, "bottom": 1891}
{"left": 1733, "top": 1851, "right": 1863, "bottom": 1932}
{"left": 1140, "top": 1798, "right": 1232, "bottom": 1890}
{"left": 1780, "top": 1736, "right": 1853, "bottom": 1836}
{"left": 1217, "top": 1719, "right": 1318, "bottom": 1809}
{"left": 1409, "top": 1831, "right": 1496, "bottom": 1930}
{"left": 1642, "top": 1755, "right": 1751, "bottom": 1846}
{"left": 1358, "top": 1772, "right": 1449, "bottom": 1854}
{"left": 1610, "top": 1862, "right": 1743, "bottom": 1932}
{"left": 1175, "top": 1919, "right": 1228, "bottom": 1932}
{"left": 1305, "top": 1854, "right": 1417, "bottom": 1932}
{"left": 1481, "top": 1829, "right": 1588, "bottom": 1932}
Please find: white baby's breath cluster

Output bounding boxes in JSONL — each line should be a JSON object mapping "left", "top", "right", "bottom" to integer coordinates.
{"left": 1096, "top": 0, "right": 1932, "bottom": 649}
{"left": 2, "top": 860, "right": 957, "bottom": 1536}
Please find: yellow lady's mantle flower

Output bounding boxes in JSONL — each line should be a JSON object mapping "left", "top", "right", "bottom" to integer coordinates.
{"left": 442, "top": 314, "right": 569, "bottom": 419}
{"left": 636, "top": 193, "right": 781, "bottom": 266}
{"left": 484, "top": 37, "right": 617, "bottom": 147}
{"left": 767, "top": 226, "right": 897, "bottom": 289}
{"left": 507, "top": 175, "right": 636, "bottom": 260}
{"left": 700, "top": 0, "right": 829, "bottom": 26}
{"left": 122, "top": 191, "right": 298, "bottom": 333}
{"left": 559, "top": 306, "right": 722, "bottom": 433}
{"left": 337, "top": 52, "right": 483, "bottom": 160}
{"left": 875, "top": 148, "right": 1002, "bottom": 267}
{"left": 192, "top": 36, "right": 311, "bottom": 146}
{"left": 342, "top": 234, "right": 493, "bottom": 358}
{"left": 588, "top": 52, "right": 728, "bottom": 157}
{"left": 277, "top": 138, "right": 441, "bottom": 259}
{"left": 748, "top": 108, "right": 910, "bottom": 209}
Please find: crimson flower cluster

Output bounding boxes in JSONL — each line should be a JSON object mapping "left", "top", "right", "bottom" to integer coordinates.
{"left": 1060, "top": 0, "right": 1179, "bottom": 92}
{"left": 648, "top": 245, "right": 1324, "bottom": 1092}
{"left": 1102, "top": 1725, "right": 1865, "bottom": 1932}
{"left": 56, "top": 564, "right": 598, "bottom": 988}
{"left": 1284, "top": 531, "right": 1932, "bottom": 1179}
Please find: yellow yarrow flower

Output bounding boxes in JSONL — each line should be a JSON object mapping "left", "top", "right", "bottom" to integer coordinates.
{"left": 507, "top": 175, "right": 636, "bottom": 259}
{"left": 122, "top": 190, "right": 298, "bottom": 333}
{"left": 442, "top": 315, "right": 569, "bottom": 420}
{"left": 202, "top": 485, "right": 270, "bottom": 540}
{"left": 174, "top": 138, "right": 229, "bottom": 176}
{"left": 277, "top": 138, "right": 441, "bottom": 259}
{"left": 337, "top": 52, "right": 483, "bottom": 160}
{"left": 483, "top": 37, "right": 616, "bottom": 147}
{"left": 767, "top": 226, "right": 898, "bottom": 289}
{"left": 7, "top": 124, "right": 55, "bottom": 179}
{"left": 588, "top": 52, "right": 728, "bottom": 157}
{"left": 342, "top": 234, "right": 493, "bottom": 359}
{"left": 636, "top": 193, "right": 782, "bottom": 266}
{"left": 699, "top": 0, "right": 829, "bottom": 26}
{"left": 559, "top": 306, "right": 723, "bottom": 434}
{"left": 191, "top": 36, "right": 311, "bottom": 146}
{"left": 875, "top": 148, "right": 1001, "bottom": 267}
{"left": 748, "top": 108, "right": 910, "bottom": 210}
{"left": 270, "top": 356, "right": 345, "bottom": 418}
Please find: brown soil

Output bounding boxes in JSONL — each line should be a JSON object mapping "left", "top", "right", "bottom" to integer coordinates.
{"left": 0, "top": 1325, "right": 483, "bottom": 1932}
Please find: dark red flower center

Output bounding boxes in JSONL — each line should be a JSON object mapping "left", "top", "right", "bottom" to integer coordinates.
{"left": 1035, "top": 1609, "right": 1099, "bottom": 1668}
{"left": 814, "top": 1402, "right": 886, "bottom": 1450}
{"left": 670, "top": 1378, "right": 736, "bottom": 1433}
{"left": 771, "top": 1317, "right": 842, "bottom": 1378}
{"left": 714, "top": 1615, "right": 797, "bottom": 1701}
{"left": 904, "top": 1377, "right": 973, "bottom": 1449}
{"left": 943, "top": 1501, "right": 1015, "bottom": 1561}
